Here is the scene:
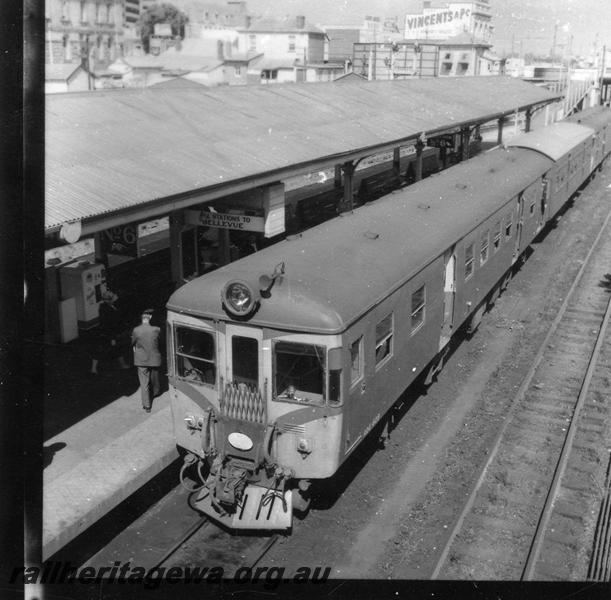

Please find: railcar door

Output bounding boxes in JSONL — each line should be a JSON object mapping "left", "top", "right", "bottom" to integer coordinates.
{"left": 224, "top": 324, "right": 264, "bottom": 391}
{"left": 512, "top": 194, "right": 524, "bottom": 264}
{"left": 538, "top": 177, "right": 549, "bottom": 232}
{"left": 440, "top": 248, "right": 456, "bottom": 350}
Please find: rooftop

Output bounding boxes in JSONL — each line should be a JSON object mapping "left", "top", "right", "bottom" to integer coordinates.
{"left": 46, "top": 77, "right": 559, "bottom": 232}
{"left": 241, "top": 16, "right": 325, "bottom": 35}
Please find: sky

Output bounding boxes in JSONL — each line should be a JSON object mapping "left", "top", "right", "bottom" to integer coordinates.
{"left": 243, "top": 0, "right": 611, "bottom": 58}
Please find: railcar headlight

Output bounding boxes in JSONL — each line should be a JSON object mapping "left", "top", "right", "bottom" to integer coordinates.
{"left": 222, "top": 280, "right": 259, "bottom": 317}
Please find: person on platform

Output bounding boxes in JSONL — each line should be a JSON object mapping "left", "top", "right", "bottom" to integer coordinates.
{"left": 131, "top": 308, "right": 162, "bottom": 413}
{"left": 89, "top": 288, "right": 129, "bottom": 375}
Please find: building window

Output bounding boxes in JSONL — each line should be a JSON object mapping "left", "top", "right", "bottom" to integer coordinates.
{"left": 441, "top": 62, "right": 452, "bottom": 75}
{"left": 411, "top": 285, "right": 426, "bottom": 333}
{"left": 108, "top": 3, "right": 114, "bottom": 24}
{"left": 261, "top": 69, "right": 278, "bottom": 81}
{"left": 63, "top": 34, "right": 71, "bottom": 60}
{"left": 465, "top": 242, "right": 474, "bottom": 280}
{"left": 80, "top": 1, "right": 86, "bottom": 23}
{"left": 350, "top": 337, "right": 363, "bottom": 385}
{"left": 493, "top": 221, "right": 501, "bottom": 252}
{"left": 480, "top": 230, "right": 489, "bottom": 265}
{"left": 375, "top": 313, "right": 393, "bottom": 366}
{"left": 234, "top": 65, "right": 241, "bottom": 76}
{"left": 61, "top": 0, "right": 70, "bottom": 22}
{"left": 288, "top": 35, "right": 296, "bottom": 52}
{"left": 249, "top": 34, "right": 256, "bottom": 51}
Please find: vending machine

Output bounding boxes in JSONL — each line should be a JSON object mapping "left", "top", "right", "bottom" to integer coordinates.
{"left": 59, "top": 261, "right": 106, "bottom": 329}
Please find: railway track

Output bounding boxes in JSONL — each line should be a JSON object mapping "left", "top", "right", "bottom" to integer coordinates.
{"left": 431, "top": 207, "right": 611, "bottom": 581}
{"left": 147, "top": 493, "right": 280, "bottom": 576}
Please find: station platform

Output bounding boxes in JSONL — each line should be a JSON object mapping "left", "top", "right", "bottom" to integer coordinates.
{"left": 43, "top": 389, "right": 179, "bottom": 560}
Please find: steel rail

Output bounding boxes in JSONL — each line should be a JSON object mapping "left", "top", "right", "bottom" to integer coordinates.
{"left": 151, "top": 517, "right": 210, "bottom": 570}
{"left": 521, "top": 276, "right": 611, "bottom": 580}
{"left": 587, "top": 450, "right": 611, "bottom": 580}
{"left": 431, "top": 207, "right": 611, "bottom": 580}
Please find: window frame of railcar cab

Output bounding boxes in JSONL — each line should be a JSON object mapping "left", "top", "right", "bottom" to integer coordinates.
{"left": 411, "top": 285, "right": 426, "bottom": 335}
{"left": 174, "top": 324, "right": 217, "bottom": 387}
{"left": 272, "top": 340, "right": 326, "bottom": 406}
{"left": 375, "top": 313, "right": 394, "bottom": 369}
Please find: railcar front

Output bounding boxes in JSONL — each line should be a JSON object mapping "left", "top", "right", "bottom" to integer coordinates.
{"left": 166, "top": 268, "right": 347, "bottom": 531}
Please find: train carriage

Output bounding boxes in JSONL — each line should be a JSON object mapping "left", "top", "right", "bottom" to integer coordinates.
{"left": 166, "top": 108, "right": 611, "bottom": 531}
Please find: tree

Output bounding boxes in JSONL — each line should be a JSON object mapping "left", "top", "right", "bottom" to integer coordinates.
{"left": 137, "top": 3, "right": 188, "bottom": 54}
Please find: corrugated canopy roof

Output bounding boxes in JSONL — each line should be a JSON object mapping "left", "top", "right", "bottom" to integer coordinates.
{"left": 46, "top": 77, "right": 559, "bottom": 232}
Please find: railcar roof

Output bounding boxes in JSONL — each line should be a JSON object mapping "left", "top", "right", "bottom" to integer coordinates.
{"left": 566, "top": 105, "right": 611, "bottom": 131}
{"left": 168, "top": 145, "right": 552, "bottom": 334}
{"left": 506, "top": 121, "right": 595, "bottom": 161}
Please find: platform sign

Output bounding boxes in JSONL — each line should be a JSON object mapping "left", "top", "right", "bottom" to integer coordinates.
{"left": 185, "top": 209, "right": 265, "bottom": 232}
{"left": 101, "top": 224, "right": 138, "bottom": 257}
{"left": 45, "top": 238, "right": 95, "bottom": 267}
{"left": 137, "top": 216, "right": 170, "bottom": 257}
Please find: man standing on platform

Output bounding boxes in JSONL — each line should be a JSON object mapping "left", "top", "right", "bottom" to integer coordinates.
{"left": 131, "top": 308, "right": 162, "bottom": 412}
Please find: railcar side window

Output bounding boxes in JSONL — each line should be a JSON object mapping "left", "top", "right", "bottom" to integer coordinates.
{"left": 175, "top": 326, "right": 216, "bottom": 385}
{"left": 350, "top": 337, "right": 363, "bottom": 384}
{"left": 493, "top": 221, "right": 501, "bottom": 252}
{"left": 505, "top": 215, "right": 512, "bottom": 239}
{"left": 274, "top": 341, "right": 325, "bottom": 406}
{"left": 411, "top": 285, "right": 426, "bottom": 333}
{"left": 465, "top": 243, "right": 474, "bottom": 280}
{"left": 480, "top": 230, "right": 489, "bottom": 265}
{"left": 375, "top": 314, "right": 393, "bottom": 366}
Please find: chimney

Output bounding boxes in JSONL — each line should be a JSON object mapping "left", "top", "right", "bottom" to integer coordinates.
{"left": 296, "top": 15, "right": 305, "bottom": 29}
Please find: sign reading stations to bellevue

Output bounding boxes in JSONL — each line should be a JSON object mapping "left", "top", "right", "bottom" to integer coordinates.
{"left": 187, "top": 210, "right": 266, "bottom": 232}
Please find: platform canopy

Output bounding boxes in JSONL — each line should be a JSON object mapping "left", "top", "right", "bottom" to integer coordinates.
{"left": 46, "top": 77, "right": 560, "bottom": 233}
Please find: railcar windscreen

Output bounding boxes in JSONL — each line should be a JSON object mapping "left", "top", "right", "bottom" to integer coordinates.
{"left": 175, "top": 325, "right": 216, "bottom": 385}
{"left": 273, "top": 341, "right": 325, "bottom": 406}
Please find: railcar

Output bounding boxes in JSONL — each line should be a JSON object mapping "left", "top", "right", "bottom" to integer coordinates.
{"left": 166, "top": 108, "right": 611, "bottom": 531}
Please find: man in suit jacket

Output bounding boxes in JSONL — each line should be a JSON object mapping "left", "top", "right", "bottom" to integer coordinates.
{"left": 131, "top": 309, "right": 162, "bottom": 412}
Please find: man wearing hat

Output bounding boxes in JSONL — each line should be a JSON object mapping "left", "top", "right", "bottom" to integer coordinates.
{"left": 131, "top": 309, "right": 162, "bottom": 412}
